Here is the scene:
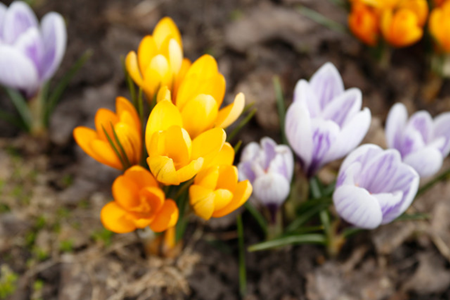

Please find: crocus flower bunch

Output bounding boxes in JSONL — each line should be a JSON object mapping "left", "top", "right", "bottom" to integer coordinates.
{"left": 348, "top": 0, "right": 428, "bottom": 48}
{"left": 429, "top": 0, "right": 450, "bottom": 53}
{"left": 74, "top": 18, "right": 252, "bottom": 249}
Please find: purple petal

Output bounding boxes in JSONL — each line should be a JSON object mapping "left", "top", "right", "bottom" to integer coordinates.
{"left": 0, "top": 3, "right": 7, "bottom": 41}
{"left": 403, "top": 146, "right": 443, "bottom": 178}
{"left": 308, "top": 119, "right": 340, "bottom": 176}
{"left": 286, "top": 102, "right": 313, "bottom": 171}
{"left": 373, "top": 192, "right": 403, "bottom": 222}
{"left": 13, "top": 27, "right": 43, "bottom": 73}
{"left": 240, "top": 142, "right": 260, "bottom": 163}
{"left": 0, "top": 45, "right": 39, "bottom": 96}
{"left": 267, "top": 145, "right": 294, "bottom": 182}
{"left": 399, "top": 125, "right": 425, "bottom": 157}
{"left": 321, "top": 88, "right": 362, "bottom": 127}
{"left": 2, "top": 2, "right": 38, "bottom": 44}
{"left": 406, "top": 111, "right": 433, "bottom": 144}
{"left": 253, "top": 173, "right": 290, "bottom": 207}
{"left": 358, "top": 149, "right": 402, "bottom": 194}
{"left": 325, "top": 108, "right": 371, "bottom": 163}
{"left": 433, "top": 112, "right": 450, "bottom": 156}
{"left": 333, "top": 185, "right": 382, "bottom": 229}
{"left": 309, "top": 62, "right": 344, "bottom": 110}
{"left": 385, "top": 103, "right": 408, "bottom": 151}
{"left": 293, "top": 79, "right": 321, "bottom": 117}
{"left": 238, "top": 161, "right": 256, "bottom": 183}
{"left": 336, "top": 161, "right": 362, "bottom": 187}
{"left": 39, "top": 12, "right": 66, "bottom": 81}
{"left": 261, "top": 137, "right": 277, "bottom": 170}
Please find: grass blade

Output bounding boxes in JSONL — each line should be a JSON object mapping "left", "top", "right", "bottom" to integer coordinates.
{"left": 296, "top": 5, "right": 348, "bottom": 35}
{"left": 233, "top": 140, "right": 242, "bottom": 153}
{"left": 248, "top": 233, "right": 327, "bottom": 252}
{"left": 227, "top": 108, "right": 257, "bottom": 142}
{"left": 244, "top": 202, "right": 268, "bottom": 235}
{"left": 273, "top": 76, "right": 287, "bottom": 145}
{"left": 286, "top": 201, "right": 331, "bottom": 232}
{"left": 45, "top": 49, "right": 93, "bottom": 125}
{"left": 237, "top": 214, "right": 247, "bottom": 298}
{"left": 4, "top": 87, "right": 32, "bottom": 132}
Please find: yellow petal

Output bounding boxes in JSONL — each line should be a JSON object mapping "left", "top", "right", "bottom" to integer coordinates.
{"left": 112, "top": 174, "right": 140, "bottom": 209}
{"left": 212, "top": 180, "right": 252, "bottom": 218}
{"left": 148, "top": 155, "right": 179, "bottom": 185}
{"left": 208, "top": 142, "right": 235, "bottom": 167}
{"left": 153, "top": 17, "right": 182, "bottom": 49}
{"left": 125, "top": 51, "right": 144, "bottom": 87}
{"left": 194, "top": 166, "right": 219, "bottom": 189}
{"left": 101, "top": 202, "right": 136, "bottom": 233}
{"left": 143, "top": 54, "right": 171, "bottom": 96}
{"left": 160, "top": 38, "right": 182, "bottom": 75}
{"left": 156, "top": 86, "right": 172, "bottom": 103}
{"left": 124, "top": 166, "right": 158, "bottom": 189}
{"left": 116, "top": 96, "right": 140, "bottom": 133}
{"left": 189, "top": 185, "right": 215, "bottom": 220}
{"left": 215, "top": 93, "right": 245, "bottom": 128}
{"left": 173, "top": 58, "right": 192, "bottom": 100}
{"left": 137, "top": 35, "right": 158, "bottom": 75}
{"left": 181, "top": 94, "right": 219, "bottom": 138}
{"left": 176, "top": 74, "right": 226, "bottom": 110}
{"left": 114, "top": 122, "right": 141, "bottom": 165}
{"left": 217, "top": 165, "right": 238, "bottom": 192}
{"left": 192, "top": 128, "right": 226, "bottom": 166}
{"left": 213, "top": 189, "right": 234, "bottom": 211}
{"left": 176, "top": 158, "right": 204, "bottom": 183}
{"left": 185, "top": 54, "right": 218, "bottom": 79}
{"left": 90, "top": 139, "right": 123, "bottom": 170}
{"left": 150, "top": 199, "right": 179, "bottom": 232}
{"left": 145, "top": 99, "right": 182, "bottom": 152}
{"left": 162, "top": 126, "right": 192, "bottom": 168}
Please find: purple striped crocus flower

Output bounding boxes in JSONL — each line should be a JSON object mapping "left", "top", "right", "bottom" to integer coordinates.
{"left": 285, "top": 62, "right": 371, "bottom": 177}
{"left": 238, "top": 137, "right": 294, "bottom": 211}
{"left": 333, "top": 144, "right": 419, "bottom": 229}
{"left": 0, "top": 1, "right": 66, "bottom": 98}
{"left": 386, "top": 103, "right": 450, "bottom": 178}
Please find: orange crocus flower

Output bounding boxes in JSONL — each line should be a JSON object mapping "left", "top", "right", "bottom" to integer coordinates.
{"left": 101, "top": 166, "right": 179, "bottom": 233}
{"left": 349, "top": 1, "right": 380, "bottom": 46}
{"left": 381, "top": 7, "right": 425, "bottom": 47}
{"left": 430, "top": 1, "right": 450, "bottom": 52}
{"left": 73, "top": 97, "right": 141, "bottom": 170}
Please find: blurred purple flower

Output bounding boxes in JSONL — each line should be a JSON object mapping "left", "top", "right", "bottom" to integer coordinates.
{"left": 0, "top": 1, "right": 66, "bottom": 98}
{"left": 285, "top": 62, "right": 371, "bottom": 177}
{"left": 333, "top": 144, "right": 419, "bottom": 229}
{"left": 238, "top": 137, "right": 294, "bottom": 210}
{"left": 386, "top": 103, "right": 450, "bottom": 178}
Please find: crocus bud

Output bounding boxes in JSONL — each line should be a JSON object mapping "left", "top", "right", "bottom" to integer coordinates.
{"left": 238, "top": 137, "right": 294, "bottom": 209}
{"left": 0, "top": 1, "right": 67, "bottom": 97}
{"left": 349, "top": 1, "right": 379, "bottom": 46}
{"left": 385, "top": 103, "right": 450, "bottom": 178}
{"left": 333, "top": 144, "right": 419, "bottom": 229}
{"left": 285, "top": 62, "right": 371, "bottom": 177}
{"left": 429, "top": 1, "right": 450, "bottom": 53}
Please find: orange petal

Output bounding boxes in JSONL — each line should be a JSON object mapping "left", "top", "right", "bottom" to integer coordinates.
{"left": 216, "top": 165, "right": 238, "bottom": 192}
{"left": 212, "top": 180, "right": 252, "bottom": 218}
{"left": 112, "top": 174, "right": 140, "bottom": 209}
{"left": 95, "top": 108, "right": 118, "bottom": 142}
{"left": 139, "top": 186, "right": 165, "bottom": 215}
{"left": 116, "top": 96, "right": 140, "bottom": 134}
{"left": 123, "top": 166, "right": 158, "bottom": 189}
{"left": 90, "top": 139, "right": 123, "bottom": 170}
{"left": 215, "top": 93, "right": 245, "bottom": 128}
{"left": 73, "top": 127, "right": 103, "bottom": 164}
{"left": 101, "top": 202, "right": 136, "bottom": 233}
{"left": 150, "top": 199, "right": 179, "bottom": 232}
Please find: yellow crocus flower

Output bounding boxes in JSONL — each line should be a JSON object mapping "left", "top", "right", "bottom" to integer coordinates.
{"left": 125, "top": 17, "right": 190, "bottom": 101}
{"left": 381, "top": 7, "right": 424, "bottom": 47}
{"left": 73, "top": 97, "right": 141, "bottom": 170}
{"left": 430, "top": 1, "right": 450, "bottom": 53}
{"left": 349, "top": 1, "right": 380, "bottom": 46}
{"left": 145, "top": 97, "right": 227, "bottom": 185}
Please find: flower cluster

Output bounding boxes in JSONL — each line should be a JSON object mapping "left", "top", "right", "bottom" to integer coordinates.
{"left": 348, "top": 0, "right": 428, "bottom": 48}
{"left": 74, "top": 18, "right": 252, "bottom": 240}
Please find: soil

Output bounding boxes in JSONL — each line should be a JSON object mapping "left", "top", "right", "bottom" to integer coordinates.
{"left": 1, "top": 0, "right": 450, "bottom": 299}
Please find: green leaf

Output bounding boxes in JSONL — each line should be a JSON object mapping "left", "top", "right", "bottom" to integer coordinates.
{"left": 237, "top": 214, "right": 247, "bottom": 298}
{"left": 416, "top": 167, "right": 450, "bottom": 197}
{"left": 273, "top": 76, "right": 287, "bottom": 145}
{"left": 4, "top": 87, "right": 32, "bottom": 132}
{"left": 286, "top": 200, "right": 331, "bottom": 232}
{"left": 244, "top": 202, "right": 268, "bottom": 235}
{"left": 227, "top": 108, "right": 257, "bottom": 142}
{"left": 248, "top": 233, "right": 327, "bottom": 252}
{"left": 233, "top": 140, "right": 242, "bottom": 153}
{"left": 45, "top": 49, "right": 93, "bottom": 126}
{"left": 175, "top": 191, "right": 189, "bottom": 242}
{"left": 296, "top": 5, "right": 348, "bottom": 35}
{"left": 395, "top": 212, "right": 430, "bottom": 222}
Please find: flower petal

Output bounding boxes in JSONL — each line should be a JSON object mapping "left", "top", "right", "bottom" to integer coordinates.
{"left": 215, "top": 92, "right": 245, "bottom": 129}
{"left": 40, "top": 12, "right": 67, "bottom": 81}
{"left": 192, "top": 127, "right": 226, "bottom": 166}
{"left": 137, "top": 35, "right": 157, "bottom": 75}
{"left": 13, "top": 27, "right": 43, "bottom": 74}
{"left": 403, "top": 146, "right": 443, "bottom": 178}
{"left": 216, "top": 165, "right": 238, "bottom": 192}
{"left": 321, "top": 88, "right": 362, "bottom": 127}
{"left": 309, "top": 62, "right": 344, "bottom": 110}
{"left": 212, "top": 180, "right": 252, "bottom": 218}
{"left": 190, "top": 185, "right": 215, "bottom": 220}
{"left": 90, "top": 139, "right": 123, "bottom": 170}
{"left": 406, "top": 111, "right": 433, "bottom": 144}
{"left": 181, "top": 94, "right": 218, "bottom": 138}
{"left": 253, "top": 173, "right": 290, "bottom": 206}
{"left": 125, "top": 51, "right": 144, "bottom": 86}
{"left": 433, "top": 112, "right": 450, "bottom": 156}
{"left": 208, "top": 142, "right": 235, "bottom": 167}
{"left": 147, "top": 156, "right": 178, "bottom": 185}
{"left": 176, "top": 158, "right": 204, "bottom": 183}
{"left": 150, "top": 199, "right": 179, "bottom": 232}
{"left": 123, "top": 166, "right": 158, "bottom": 190}
{"left": 293, "top": 79, "right": 320, "bottom": 117}
{"left": 308, "top": 119, "right": 340, "bottom": 176}
{"left": 213, "top": 189, "right": 234, "bottom": 211}
{"left": 0, "top": 3, "right": 7, "bottom": 37}
{"left": 101, "top": 202, "right": 136, "bottom": 233}
{"left": 338, "top": 144, "right": 383, "bottom": 177}
{"left": 0, "top": 45, "right": 39, "bottom": 96}
{"left": 153, "top": 17, "right": 182, "bottom": 49}
{"left": 386, "top": 103, "right": 408, "bottom": 150}
{"left": 267, "top": 145, "right": 294, "bottom": 183}
{"left": 112, "top": 174, "right": 140, "bottom": 210}
{"left": 2, "top": 1, "right": 38, "bottom": 44}
{"left": 333, "top": 185, "right": 382, "bottom": 229}
{"left": 195, "top": 166, "right": 219, "bottom": 189}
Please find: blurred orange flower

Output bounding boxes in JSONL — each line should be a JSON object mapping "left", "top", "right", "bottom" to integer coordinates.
{"left": 74, "top": 97, "right": 141, "bottom": 170}
{"left": 349, "top": 2, "right": 380, "bottom": 46}
{"left": 101, "top": 166, "right": 179, "bottom": 233}
{"left": 430, "top": 1, "right": 450, "bottom": 53}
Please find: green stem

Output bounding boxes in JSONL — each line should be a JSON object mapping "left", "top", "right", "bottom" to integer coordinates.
{"left": 28, "top": 90, "right": 45, "bottom": 136}
{"left": 267, "top": 208, "right": 283, "bottom": 240}
{"left": 416, "top": 167, "right": 450, "bottom": 197}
